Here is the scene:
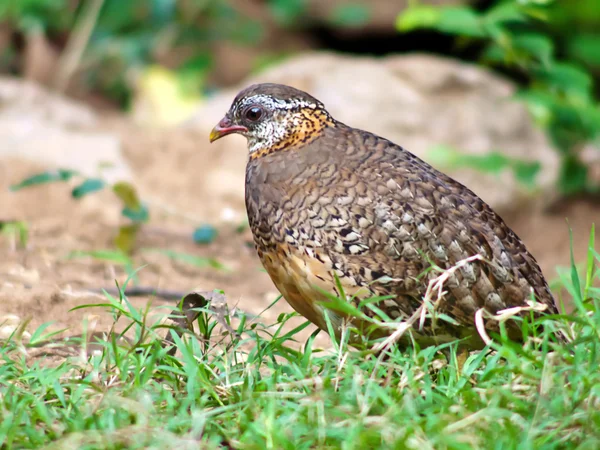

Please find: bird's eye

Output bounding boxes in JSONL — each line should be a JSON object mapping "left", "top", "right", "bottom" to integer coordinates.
{"left": 244, "top": 106, "right": 263, "bottom": 122}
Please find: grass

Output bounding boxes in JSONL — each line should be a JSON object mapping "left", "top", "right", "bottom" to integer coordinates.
{"left": 1, "top": 234, "right": 600, "bottom": 449}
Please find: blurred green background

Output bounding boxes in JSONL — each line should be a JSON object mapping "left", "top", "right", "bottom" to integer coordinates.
{"left": 1, "top": 0, "right": 599, "bottom": 196}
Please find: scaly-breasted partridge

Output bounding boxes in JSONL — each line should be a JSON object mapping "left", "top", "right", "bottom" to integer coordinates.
{"left": 209, "top": 83, "right": 558, "bottom": 349}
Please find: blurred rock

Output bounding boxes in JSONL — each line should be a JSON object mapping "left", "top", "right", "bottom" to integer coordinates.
{"left": 116, "top": 123, "right": 248, "bottom": 225}
{"left": 0, "top": 76, "right": 95, "bottom": 127}
{"left": 186, "top": 52, "right": 559, "bottom": 217}
{"left": 0, "top": 76, "right": 132, "bottom": 184}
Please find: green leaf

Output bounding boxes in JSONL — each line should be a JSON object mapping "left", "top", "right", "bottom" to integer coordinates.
{"left": 150, "top": 0, "right": 176, "bottom": 26}
{"left": 67, "top": 249, "right": 133, "bottom": 266}
{"left": 268, "top": 0, "right": 305, "bottom": 26}
{"left": 193, "top": 225, "right": 218, "bottom": 244}
{"left": 112, "top": 182, "right": 143, "bottom": 210}
{"left": 395, "top": 6, "right": 440, "bottom": 32}
{"left": 177, "top": 53, "right": 213, "bottom": 95}
{"left": 28, "top": 322, "right": 66, "bottom": 346}
{"left": 122, "top": 204, "right": 149, "bottom": 223}
{"left": 481, "top": 42, "right": 509, "bottom": 65}
{"left": 584, "top": 224, "right": 596, "bottom": 301}
{"left": 437, "top": 7, "right": 486, "bottom": 38}
{"left": 568, "top": 227, "right": 584, "bottom": 312}
{"left": 71, "top": 178, "right": 106, "bottom": 198}
{"left": 314, "top": 275, "right": 368, "bottom": 321}
{"left": 483, "top": 2, "right": 528, "bottom": 26}
{"left": 519, "top": 2, "right": 552, "bottom": 21}
{"left": 322, "top": 309, "right": 339, "bottom": 350}
{"left": 235, "top": 220, "right": 249, "bottom": 234}
{"left": 558, "top": 156, "right": 588, "bottom": 195}
{"left": 512, "top": 160, "right": 543, "bottom": 188}
{"left": 515, "top": 90, "right": 555, "bottom": 127}
{"left": 227, "top": 18, "right": 264, "bottom": 45}
{"left": 178, "top": 53, "right": 213, "bottom": 73}
{"left": 397, "top": 6, "right": 486, "bottom": 38}
{"left": 567, "top": 33, "right": 600, "bottom": 68}
{"left": 53, "top": 381, "right": 67, "bottom": 408}
{"left": 317, "top": 294, "right": 364, "bottom": 319}
{"left": 114, "top": 224, "right": 140, "bottom": 254}
{"left": 329, "top": 4, "right": 370, "bottom": 27}
{"left": 10, "top": 169, "right": 78, "bottom": 191}
{"left": 0, "top": 220, "right": 29, "bottom": 248}
{"left": 143, "top": 248, "right": 228, "bottom": 271}
{"left": 426, "top": 146, "right": 541, "bottom": 189}
{"left": 512, "top": 33, "right": 554, "bottom": 66}
{"left": 113, "top": 182, "right": 149, "bottom": 223}
{"left": 534, "top": 62, "right": 593, "bottom": 97}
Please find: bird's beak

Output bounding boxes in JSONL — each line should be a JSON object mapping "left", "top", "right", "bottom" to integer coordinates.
{"left": 209, "top": 116, "right": 248, "bottom": 143}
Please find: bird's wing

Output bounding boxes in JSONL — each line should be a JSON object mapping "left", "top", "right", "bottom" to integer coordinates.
{"left": 314, "top": 126, "right": 557, "bottom": 330}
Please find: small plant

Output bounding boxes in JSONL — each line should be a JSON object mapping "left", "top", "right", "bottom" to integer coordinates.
{"left": 0, "top": 220, "right": 29, "bottom": 249}
{"left": 9, "top": 168, "right": 222, "bottom": 257}
{"left": 396, "top": 0, "right": 600, "bottom": 196}
{"left": 10, "top": 169, "right": 148, "bottom": 253}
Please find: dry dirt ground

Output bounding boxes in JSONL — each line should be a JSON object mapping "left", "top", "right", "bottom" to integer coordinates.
{"left": 1, "top": 120, "right": 599, "bottom": 354}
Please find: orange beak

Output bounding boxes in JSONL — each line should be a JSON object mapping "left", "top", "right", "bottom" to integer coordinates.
{"left": 209, "top": 116, "right": 248, "bottom": 143}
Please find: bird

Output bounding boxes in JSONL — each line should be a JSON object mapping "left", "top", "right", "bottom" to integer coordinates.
{"left": 209, "top": 83, "right": 558, "bottom": 349}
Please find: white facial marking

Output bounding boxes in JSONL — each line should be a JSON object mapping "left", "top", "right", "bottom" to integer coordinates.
{"left": 237, "top": 94, "right": 319, "bottom": 112}
{"left": 233, "top": 94, "right": 325, "bottom": 154}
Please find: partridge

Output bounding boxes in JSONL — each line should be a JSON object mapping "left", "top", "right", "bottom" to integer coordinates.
{"left": 209, "top": 83, "right": 558, "bottom": 349}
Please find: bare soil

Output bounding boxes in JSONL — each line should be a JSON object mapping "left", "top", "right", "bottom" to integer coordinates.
{"left": 1, "top": 120, "right": 599, "bottom": 353}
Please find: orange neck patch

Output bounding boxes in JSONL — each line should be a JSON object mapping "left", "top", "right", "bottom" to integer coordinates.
{"left": 249, "top": 108, "right": 335, "bottom": 160}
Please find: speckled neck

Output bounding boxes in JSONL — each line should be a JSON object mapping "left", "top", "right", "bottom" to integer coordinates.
{"left": 248, "top": 108, "right": 336, "bottom": 160}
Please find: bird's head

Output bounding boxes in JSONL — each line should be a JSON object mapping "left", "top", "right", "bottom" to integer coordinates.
{"left": 209, "top": 83, "right": 335, "bottom": 158}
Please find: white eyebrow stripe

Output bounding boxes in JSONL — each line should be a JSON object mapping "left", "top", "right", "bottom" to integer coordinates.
{"left": 237, "top": 94, "right": 321, "bottom": 111}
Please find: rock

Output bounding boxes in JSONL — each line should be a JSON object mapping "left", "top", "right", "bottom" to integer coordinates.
{"left": 0, "top": 121, "right": 129, "bottom": 184}
{"left": 0, "top": 76, "right": 96, "bottom": 127}
{"left": 116, "top": 123, "right": 250, "bottom": 225}
{"left": 186, "top": 52, "right": 559, "bottom": 216}
{"left": 0, "top": 76, "right": 132, "bottom": 185}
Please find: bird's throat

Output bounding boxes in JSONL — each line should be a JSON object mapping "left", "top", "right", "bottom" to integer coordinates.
{"left": 249, "top": 109, "right": 335, "bottom": 160}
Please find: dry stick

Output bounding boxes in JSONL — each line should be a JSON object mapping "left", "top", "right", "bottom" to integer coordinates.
{"left": 372, "top": 254, "right": 484, "bottom": 353}
{"left": 371, "top": 251, "right": 550, "bottom": 350}
{"left": 53, "top": 0, "right": 105, "bottom": 92}
{"left": 372, "top": 253, "right": 549, "bottom": 352}
{"left": 475, "top": 299, "right": 549, "bottom": 345}
{"left": 365, "top": 255, "right": 485, "bottom": 389}
{"left": 92, "top": 286, "right": 189, "bottom": 300}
